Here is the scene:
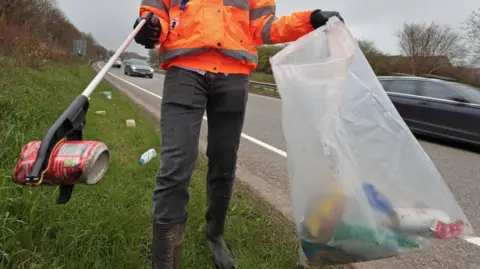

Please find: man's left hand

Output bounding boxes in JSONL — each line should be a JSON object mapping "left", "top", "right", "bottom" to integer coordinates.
{"left": 310, "top": 10, "right": 344, "bottom": 29}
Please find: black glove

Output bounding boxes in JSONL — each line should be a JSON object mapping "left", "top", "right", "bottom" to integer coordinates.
{"left": 310, "top": 9, "right": 344, "bottom": 29}
{"left": 134, "top": 12, "right": 161, "bottom": 49}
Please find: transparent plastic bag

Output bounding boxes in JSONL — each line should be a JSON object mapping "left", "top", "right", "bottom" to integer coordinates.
{"left": 270, "top": 17, "right": 475, "bottom": 266}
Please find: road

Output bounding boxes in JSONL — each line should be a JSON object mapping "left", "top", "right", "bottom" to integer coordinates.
{"left": 97, "top": 62, "right": 480, "bottom": 269}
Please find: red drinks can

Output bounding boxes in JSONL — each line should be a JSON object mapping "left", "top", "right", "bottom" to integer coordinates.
{"left": 13, "top": 140, "right": 109, "bottom": 186}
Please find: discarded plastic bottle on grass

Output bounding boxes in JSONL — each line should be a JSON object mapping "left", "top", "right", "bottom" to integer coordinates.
{"left": 100, "top": 91, "right": 112, "bottom": 100}
{"left": 139, "top": 148, "right": 156, "bottom": 164}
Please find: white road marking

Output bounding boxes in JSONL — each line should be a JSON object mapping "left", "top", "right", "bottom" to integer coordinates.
{"left": 98, "top": 62, "right": 288, "bottom": 158}
{"left": 463, "top": 236, "right": 480, "bottom": 246}
{"left": 98, "top": 63, "right": 480, "bottom": 247}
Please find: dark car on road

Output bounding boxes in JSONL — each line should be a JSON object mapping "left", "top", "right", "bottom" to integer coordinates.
{"left": 378, "top": 76, "right": 480, "bottom": 146}
{"left": 124, "top": 59, "right": 154, "bottom": 78}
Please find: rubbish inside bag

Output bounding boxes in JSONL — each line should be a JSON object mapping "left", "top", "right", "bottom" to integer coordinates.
{"left": 270, "top": 17, "right": 475, "bottom": 266}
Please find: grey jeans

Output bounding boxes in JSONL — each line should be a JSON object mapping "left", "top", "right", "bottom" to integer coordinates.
{"left": 153, "top": 66, "right": 249, "bottom": 222}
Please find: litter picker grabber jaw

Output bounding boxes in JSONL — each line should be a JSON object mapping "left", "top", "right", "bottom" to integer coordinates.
{"left": 14, "top": 13, "right": 151, "bottom": 204}
{"left": 25, "top": 95, "right": 90, "bottom": 204}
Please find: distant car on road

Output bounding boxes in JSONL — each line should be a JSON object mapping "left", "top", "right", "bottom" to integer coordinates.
{"left": 124, "top": 59, "right": 154, "bottom": 78}
{"left": 113, "top": 60, "right": 122, "bottom": 68}
{"left": 378, "top": 76, "right": 480, "bottom": 146}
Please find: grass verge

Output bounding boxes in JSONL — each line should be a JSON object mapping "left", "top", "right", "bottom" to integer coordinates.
{"left": 250, "top": 72, "right": 275, "bottom": 84}
{"left": 249, "top": 84, "right": 281, "bottom": 99}
{"left": 250, "top": 73, "right": 280, "bottom": 99}
{"left": 0, "top": 58, "right": 305, "bottom": 268}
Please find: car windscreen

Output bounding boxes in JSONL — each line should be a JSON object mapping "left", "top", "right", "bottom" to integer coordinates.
{"left": 130, "top": 59, "right": 150, "bottom": 66}
{"left": 445, "top": 82, "right": 480, "bottom": 104}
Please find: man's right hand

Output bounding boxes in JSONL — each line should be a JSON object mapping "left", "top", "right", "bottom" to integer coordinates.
{"left": 134, "top": 12, "right": 161, "bottom": 49}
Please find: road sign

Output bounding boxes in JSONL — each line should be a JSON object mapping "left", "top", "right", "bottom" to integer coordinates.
{"left": 73, "top": 40, "right": 87, "bottom": 56}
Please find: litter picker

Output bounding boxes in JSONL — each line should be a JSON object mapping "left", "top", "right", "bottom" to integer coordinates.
{"left": 12, "top": 13, "right": 152, "bottom": 204}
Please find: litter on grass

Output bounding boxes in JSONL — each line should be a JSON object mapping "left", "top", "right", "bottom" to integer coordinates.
{"left": 100, "top": 91, "right": 112, "bottom": 100}
{"left": 126, "top": 119, "right": 136, "bottom": 127}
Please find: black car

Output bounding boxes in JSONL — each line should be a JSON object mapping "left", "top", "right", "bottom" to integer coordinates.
{"left": 378, "top": 76, "right": 480, "bottom": 146}
{"left": 124, "top": 59, "right": 154, "bottom": 78}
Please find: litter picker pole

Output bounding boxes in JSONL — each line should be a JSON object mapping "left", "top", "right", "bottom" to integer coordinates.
{"left": 82, "top": 17, "right": 147, "bottom": 98}
{"left": 15, "top": 13, "right": 152, "bottom": 204}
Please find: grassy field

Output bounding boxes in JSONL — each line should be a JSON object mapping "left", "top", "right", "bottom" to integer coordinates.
{"left": 0, "top": 59, "right": 305, "bottom": 268}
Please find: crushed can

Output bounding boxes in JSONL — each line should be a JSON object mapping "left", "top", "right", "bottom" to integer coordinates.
{"left": 13, "top": 140, "right": 109, "bottom": 186}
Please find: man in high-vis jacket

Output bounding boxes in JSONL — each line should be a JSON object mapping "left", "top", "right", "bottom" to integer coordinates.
{"left": 133, "top": 1, "right": 343, "bottom": 268}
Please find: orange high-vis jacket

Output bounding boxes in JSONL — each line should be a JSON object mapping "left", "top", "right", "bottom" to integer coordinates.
{"left": 139, "top": 0, "right": 315, "bottom": 74}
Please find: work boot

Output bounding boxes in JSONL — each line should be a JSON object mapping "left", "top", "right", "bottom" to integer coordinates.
{"left": 205, "top": 196, "right": 235, "bottom": 269}
{"left": 206, "top": 234, "right": 235, "bottom": 269}
{"left": 152, "top": 214, "right": 187, "bottom": 269}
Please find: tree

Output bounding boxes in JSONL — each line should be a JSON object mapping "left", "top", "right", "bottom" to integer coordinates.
{"left": 149, "top": 49, "right": 159, "bottom": 66}
{"left": 255, "top": 45, "right": 283, "bottom": 74}
{"left": 396, "top": 21, "right": 467, "bottom": 74}
{"left": 0, "top": 0, "right": 108, "bottom": 65}
{"left": 107, "top": 50, "right": 115, "bottom": 59}
{"left": 462, "top": 8, "right": 480, "bottom": 67}
{"left": 357, "top": 39, "right": 391, "bottom": 75}
{"left": 80, "top": 32, "right": 106, "bottom": 58}
{"left": 121, "top": 51, "right": 147, "bottom": 61}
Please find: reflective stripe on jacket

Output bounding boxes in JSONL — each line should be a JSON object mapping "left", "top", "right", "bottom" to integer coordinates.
{"left": 140, "top": 0, "right": 314, "bottom": 74}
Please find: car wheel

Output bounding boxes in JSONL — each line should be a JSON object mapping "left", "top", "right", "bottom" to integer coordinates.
{"left": 149, "top": 75, "right": 154, "bottom": 79}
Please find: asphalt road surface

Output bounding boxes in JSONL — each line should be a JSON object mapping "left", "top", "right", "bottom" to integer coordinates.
{"left": 97, "top": 62, "right": 480, "bottom": 269}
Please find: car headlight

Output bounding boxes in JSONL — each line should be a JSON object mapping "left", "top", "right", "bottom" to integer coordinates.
{"left": 131, "top": 66, "right": 136, "bottom": 70}
{"left": 150, "top": 68, "right": 154, "bottom": 72}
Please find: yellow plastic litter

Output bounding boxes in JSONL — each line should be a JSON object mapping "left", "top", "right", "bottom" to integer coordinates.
{"left": 304, "top": 185, "right": 346, "bottom": 240}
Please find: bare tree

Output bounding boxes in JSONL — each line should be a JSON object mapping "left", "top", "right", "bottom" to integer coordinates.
{"left": 396, "top": 21, "right": 467, "bottom": 74}
{"left": 462, "top": 8, "right": 480, "bottom": 67}
{"left": 1, "top": 0, "right": 107, "bottom": 65}
{"left": 357, "top": 39, "right": 391, "bottom": 75}
{"left": 358, "top": 40, "right": 377, "bottom": 54}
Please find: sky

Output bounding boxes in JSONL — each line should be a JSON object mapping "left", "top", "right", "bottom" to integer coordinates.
{"left": 56, "top": 0, "right": 478, "bottom": 58}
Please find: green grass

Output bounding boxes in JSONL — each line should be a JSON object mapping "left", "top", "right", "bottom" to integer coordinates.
{"left": 0, "top": 58, "right": 307, "bottom": 268}
{"left": 250, "top": 73, "right": 275, "bottom": 84}
{"left": 250, "top": 73, "right": 280, "bottom": 99}
{"left": 249, "top": 85, "right": 281, "bottom": 99}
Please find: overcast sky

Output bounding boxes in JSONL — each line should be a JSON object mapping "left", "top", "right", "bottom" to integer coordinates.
{"left": 56, "top": 0, "right": 478, "bottom": 57}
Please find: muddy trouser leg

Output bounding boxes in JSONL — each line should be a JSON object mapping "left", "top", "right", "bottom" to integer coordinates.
{"left": 204, "top": 72, "right": 249, "bottom": 269}
{"left": 152, "top": 67, "right": 208, "bottom": 269}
